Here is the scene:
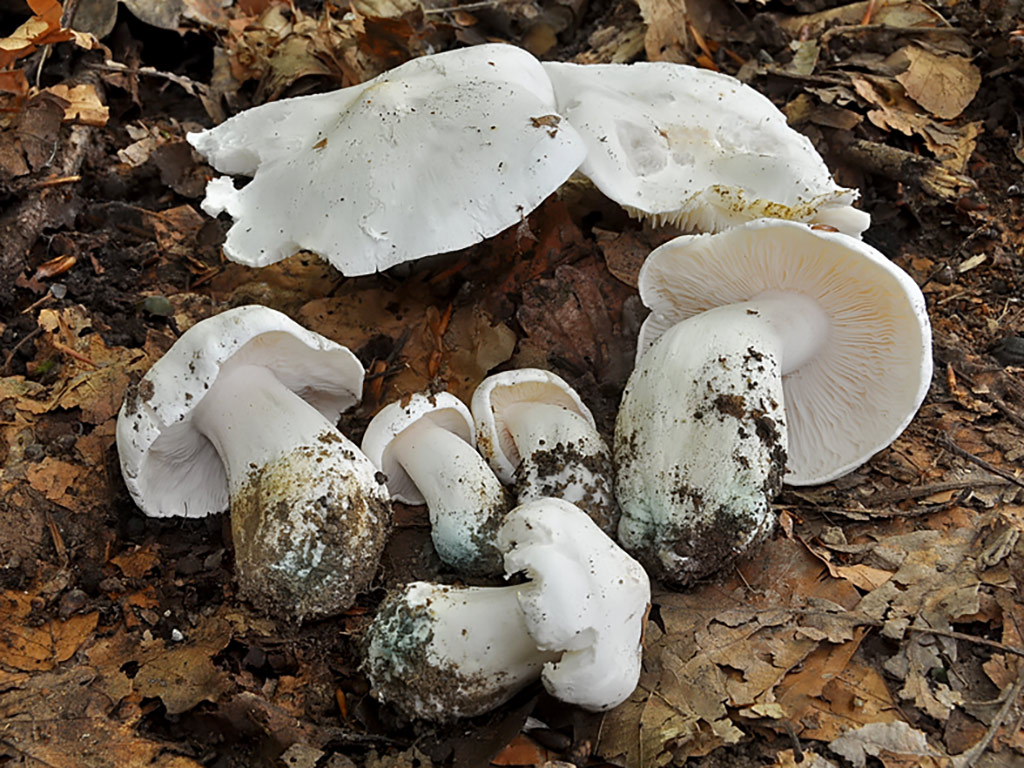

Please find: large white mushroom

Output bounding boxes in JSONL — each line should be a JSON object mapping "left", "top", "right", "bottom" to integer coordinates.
{"left": 472, "top": 369, "right": 618, "bottom": 535}
{"left": 361, "top": 391, "right": 511, "bottom": 575}
{"left": 615, "top": 219, "right": 931, "bottom": 586}
{"left": 363, "top": 498, "right": 650, "bottom": 721}
{"left": 187, "top": 43, "right": 587, "bottom": 275}
{"left": 116, "top": 305, "right": 391, "bottom": 619}
{"left": 542, "top": 61, "right": 870, "bottom": 236}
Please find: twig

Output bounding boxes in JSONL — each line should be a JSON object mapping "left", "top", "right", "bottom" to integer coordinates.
{"left": 933, "top": 431, "right": 1024, "bottom": 489}
{"left": 904, "top": 626, "right": 1024, "bottom": 658}
{"left": 1, "top": 326, "right": 44, "bottom": 375}
{"left": 424, "top": 0, "right": 507, "bottom": 13}
{"left": 86, "top": 60, "right": 210, "bottom": 99}
{"left": 953, "top": 661, "right": 1024, "bottom": 768}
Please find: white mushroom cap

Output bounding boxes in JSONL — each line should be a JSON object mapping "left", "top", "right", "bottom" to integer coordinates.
{"left": 541, "top": 61, "right": 870, "bottom": 237}
{"left": 361, "top": 392, "right": 476, "bottom": 505}
{"left": 635, "top": 218, "right": 932, "bottom": 485}
{"left": 116, "top": 304, "right": 365, "bottom": 518}
{"left": 472, "top": 368, "right": 596, "bottom": 483}
{"left": 497, "top": 498, "right": 650, "bottom": 711}
{"left": 187, "top": 44, "right": 587, "bottom": 275}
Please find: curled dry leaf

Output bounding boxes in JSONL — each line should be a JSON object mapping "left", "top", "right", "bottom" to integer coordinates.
{"left": 893, "top": 45, "right": 981, "bottom": 120}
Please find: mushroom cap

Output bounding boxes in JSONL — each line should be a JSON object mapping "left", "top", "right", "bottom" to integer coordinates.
{"left": 361, "top": 392, "right": 476, "bottom": 505}
{"left": 187, "top": 44, "right": 587, "bottom": 275}
{"left": 541, "top": 61, "right": 869, "bottom": 237}
{"left": 116, "top": 305, "right": 365, "bottom": 518}
{"left": 471, "top": 368, "right": 596, "bottom": 483}
{"left": 635, "top": 218, "right": 932, "bottom": 486}
{"left": 497, "top": 498, "right": 650, "bottom": 711}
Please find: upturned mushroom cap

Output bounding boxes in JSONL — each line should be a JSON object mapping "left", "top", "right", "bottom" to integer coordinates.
{"left": 116, "top": 305, "right": 366, "bottom": 517}
{"left": 541, "top": 61, "right": 870, "bottom": 237}
{"left": 188, "top": 43, "right": 587, "bottom": 275}
{"left": 635, "top": 218, "right": 932, "bottom": 485}
{"left": 497, "top": 498, "right": 650, "bottom": 711}
{"left": 472, "top": 368, "right": 597, "bottom": 483}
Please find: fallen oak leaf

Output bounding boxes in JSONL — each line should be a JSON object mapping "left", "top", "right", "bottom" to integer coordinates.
{"left": 892, "top": 45, "right": 981, "bottom": 120}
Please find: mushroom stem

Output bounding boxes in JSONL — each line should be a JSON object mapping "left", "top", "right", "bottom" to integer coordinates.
{"left": 387, "top": 420, "right": 510, "bottom": 574}
{"left": 192, "top": 364, "right": 389, "bottom": 617}
{"left": 364, "top": 581, "right": 559, "bottom": 721}
{"left": 615, "top": 301, "right": 794, "bottom": 585}
{"left": 500, "top": 402, "right": 618, "bottom": 533}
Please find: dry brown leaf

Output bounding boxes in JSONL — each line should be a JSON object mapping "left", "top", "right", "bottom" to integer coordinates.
{"left": 851, "top": 76, "right": 981, "bottom": 173}
{"left": 25, "top": 456, "right": 95, "bottom": 513}
{"left": 0, "top": 665, "right": 205, "bottom": 768}
{"left": 893, "top": 46, "right": 981, "bottom": 120}
{"left": 110, "top": 544, "right": 161, "bottom": 579}
{"left": 778, "top": 0, "right": 939, "bottom": 38}
{"left": 829, "top": 721, "right": 946, "bottom": 767}
{"left": 442, "top": 305, "right": 516, "bottom": 404}
{"left": 0, "top": 0, "right": 74, "bottom": 69}
{"left": 0, "top": 591, "right": 99, "bottom": 671}
{"left": 515, "top": 260, "right": 636, "bottom": 390}
{"left": 599, "top": 538, "right": 868, "bottom": 765}
{"left": 35, "top": 305, "right": 149, "bottom": 424}
{"left": 145, "top": 205, "right": 207, "bottom": 258}
{"left": 45, "top": 83, "right": 109, "bottom": 126}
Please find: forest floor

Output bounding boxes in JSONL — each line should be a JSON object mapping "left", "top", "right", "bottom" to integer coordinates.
{"left": 1, "top": 0, "right": 1024, "bottom": 766}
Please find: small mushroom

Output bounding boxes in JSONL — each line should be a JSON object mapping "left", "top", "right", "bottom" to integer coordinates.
{"left": 361, "top": 391, "right": 511, "bottom": 575}
{"left": 615, "top": 219, "right": 931, "bottom": 586}
{"left": 472, "top": 369, "right": 618, "bottom": 534}
{"left": 362, "top": 498, "right": 650, "bottom": 721}
{"left": 116, "top": 305, "right": 391, "bottom": 619}
{"left": 187, "top": 43, "right": 587, "bottom": 275}
{"left": 542, "top": 61, "right": 870, "bottom": 236}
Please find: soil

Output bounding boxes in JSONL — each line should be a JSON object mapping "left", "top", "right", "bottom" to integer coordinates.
{"left": 2, "top": 1, "right": 1023, "bottom": 767}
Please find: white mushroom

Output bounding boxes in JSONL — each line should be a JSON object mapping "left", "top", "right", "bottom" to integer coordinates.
{"left": 542, "top": 61, "right": 870, "bottom": 237}
{"left": 615, "top": 219, "right": 931, "bottom": 586}
{"left": 361, "top": 392, "right": 511, "bottom": 575}
{"left": 187, "top": 43, "right": 587, "bottom": 275}
{"left": 116, "top": 305, "right": 391, "bottom": 619}
{"left": 363, "top": 498, "right": 650, "bottom": 721}
{"left": 472, "top": 369, "right": 618, "bottom": 534}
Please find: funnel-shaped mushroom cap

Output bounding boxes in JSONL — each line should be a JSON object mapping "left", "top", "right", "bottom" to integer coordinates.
{"left": 498, "top": 498, "right": 650, "bottom": 711}
{"left": 188, "top": 44, "right": 587, "bottom": 275}
{"left": 116, "top": 305, "right": 365, "bottom": 517}
{"left": 542, "top": 61, "right": 869, "bottom": 237}
{"left": 636, "top": 219, "right": 931, "bottom": 485}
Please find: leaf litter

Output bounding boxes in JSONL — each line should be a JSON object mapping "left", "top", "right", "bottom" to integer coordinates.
{"left": 2, "top": 0, "right": 1024, "bottom": 766}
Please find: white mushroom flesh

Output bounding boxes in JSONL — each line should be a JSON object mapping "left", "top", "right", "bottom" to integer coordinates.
{"left": 542, "top": 61, "right": 869, "bottom": 236}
